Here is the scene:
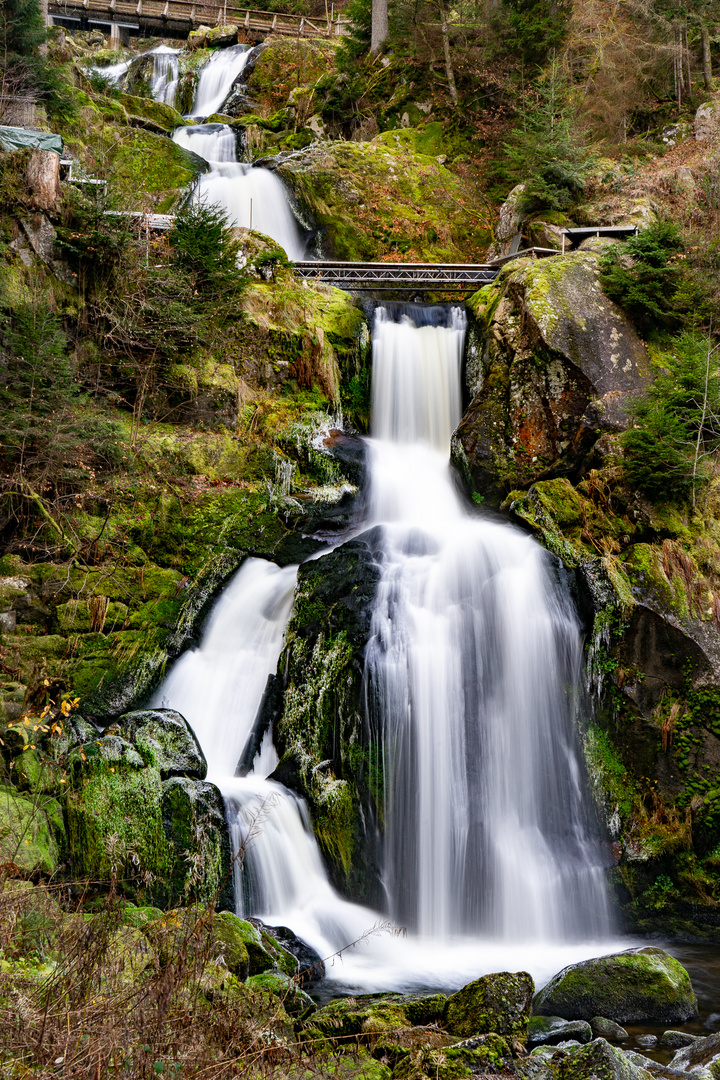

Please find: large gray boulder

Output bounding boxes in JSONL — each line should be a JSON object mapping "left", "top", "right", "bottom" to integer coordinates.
{"left": 533, "top": 947, "right": 697, "bottom": 1025}
{"left": 451, "top": 249, "right": 650, "bottom": 506}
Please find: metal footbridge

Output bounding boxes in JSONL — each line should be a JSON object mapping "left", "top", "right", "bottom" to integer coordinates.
{"left": 293, "top": 260, "right": 502, "bottom": 291}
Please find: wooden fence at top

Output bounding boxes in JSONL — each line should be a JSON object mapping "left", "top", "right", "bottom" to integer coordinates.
{"left": 48, "top": 0, "right": 349, "bottom": 37}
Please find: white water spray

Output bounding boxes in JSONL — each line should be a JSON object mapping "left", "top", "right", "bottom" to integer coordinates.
{"left": 172, "top": 124, "right": 305, "bottom": 260}
{"left": 153, "top": 304, "right": 621, "bottom": 993}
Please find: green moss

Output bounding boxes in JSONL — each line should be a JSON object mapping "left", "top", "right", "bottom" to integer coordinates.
{"left": 118, "top": 93, "right": 186, "bottom": 131}
{"left": 246, "top": 970, "right": 315, "bottom": 1017}
{"left": 584, "top": 724, "right": 639, "bottom": 824}
{"left": 0, "top": 785, "right": 61, "bottom": 874}
{"left": 277, "top": 136, "right": 490, "bottom": 263}
{"left": 110, "top": 129, "right": 206, "bottom": 211}
{"left": 64, "top": 736, "right": 172, "bottom": 890}
{"left": 445, "top": 972, "right": 534, "bottom": 1040}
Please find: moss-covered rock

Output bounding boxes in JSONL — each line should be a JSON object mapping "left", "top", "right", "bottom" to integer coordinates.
{"left": 393, "top": 1033, "right": 512, "bottom": 1079}
{"left": 452, "top": 250, "right": 650, "bottom": 506}
{"left": 119, "top": 708, "right": 207, "bottom": 779}
{"left": 274, "top": 135, "right": 490, "bottom": 262}
{"left": 211, "top": 910, "right": 250, "bottom": 978}
{"left": 445, "top": 971, "right": 534, "bottom": 1042}
{"left": 246, "top": 970, "right": 315, "bottom": 1018}
{"left": 0, "top": 784, "right": 62, "bottom": 874}
{"left": 160, "top": 776, "right": 233, "bottom": 909}
{"left": 558, "top": 1038, "right": 653, "bottom": 1080}
{"left": 533, "top": 948, "right": 697, "bottom": 1024}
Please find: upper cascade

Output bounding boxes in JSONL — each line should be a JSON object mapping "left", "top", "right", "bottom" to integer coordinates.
{"left": 93, "top": 45, "right": 180, "bottom": 107}
{"left": 188, "top": 43, "right": 253, "bottom": 117}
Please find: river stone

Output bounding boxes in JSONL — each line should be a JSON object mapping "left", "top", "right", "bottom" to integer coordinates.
{"left": 592, "top": 1016, "right": 630, "bottom": 1040}
{"left": 660, "top": 1030, "right": 698, "bottom": 1049}
{"left": 120, "top": 708, "right": 207, "bottom": 779}
{"left": 452, "top": 249, "right": 650, "bottom": 505}
{"left": 528, "top": 1015, "right": 593, "bottom": 1046}
{"left": 445, "top": 970, "right": 534, "bottom": 1040}
{"left": 533, "top": 948, "right": 697, "bottom": 1025}
{"left": 669, "top": 1030, "right": 720, "bottom": 1074}
{"left": 559, "top": 1038, "right": 654, "bottom": 1080}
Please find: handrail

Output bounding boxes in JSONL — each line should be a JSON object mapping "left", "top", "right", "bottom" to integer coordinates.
{"left": 48, "top": 0, "right": 350, "bottom": 34}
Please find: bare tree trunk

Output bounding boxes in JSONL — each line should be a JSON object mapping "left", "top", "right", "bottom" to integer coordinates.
{"left": 40, "top": 0, "right": 49, "bottom": 55}
{"left": 438, "top": 0, "right": 458, "bottom": 106}
{"left": 701, "top": 25, "right": 713, "bottom": 91}
{"left": 370, "top": 0, "right": 388, "bottom": 56}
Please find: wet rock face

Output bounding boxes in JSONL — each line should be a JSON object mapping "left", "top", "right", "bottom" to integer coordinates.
{"left": 533, "top": 948, "right": 697, "bottom": 1025}
{"left": 271, "top": 532, "right": 383, "bottom": 904}
{"left": 452, "top": 251, "right": 650, "bottom": 506}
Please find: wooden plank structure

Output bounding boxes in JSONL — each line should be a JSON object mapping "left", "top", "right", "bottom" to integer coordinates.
{"left": 48, "top": 0, "right": 349, "bottom": 38}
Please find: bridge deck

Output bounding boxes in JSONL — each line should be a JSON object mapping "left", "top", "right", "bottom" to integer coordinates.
{"left": 293, "top": 261, "right": 500, "bottom": 290}
{"left": 49, "top": 0, "right": 347, "bottom": 36}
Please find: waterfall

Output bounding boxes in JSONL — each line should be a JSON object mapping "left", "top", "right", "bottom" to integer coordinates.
{"left": 94, "top": 46, "right": 180, "bottom": 107}
{"left": 152, "top": 304, "right": 620, "bottom": 994}
{"left": 149, "top": 46, "right": 180, "bottom": 107}
{"left": 189, "top": 44, "right": 253, "bottom": 118}
{"left": 366, "top": 304, "right": 612, "bottom": 942}
{"left": 172, "top": 124, "right": 305, "bottom": 260}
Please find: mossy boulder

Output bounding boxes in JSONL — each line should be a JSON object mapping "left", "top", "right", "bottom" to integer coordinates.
{"left": 558, "top": 1038, "right": 654, "bottom": 1080}
{"left": 118, "top": 93, "right": 186, "bottom": 132}
{"left": 64, "top": 734, "right": 172, "bottom": 889}
{"left": 119, "top": 708, "right": 207, "bottom": 779}
{"left": 445, "top": 971, "right": 534, "bottom": 1042}
{"left": 0, "top": 784, "right": 62, "bottom": 874}
{"left": 533, "top": 948, "right": 697, "bottom": 1024}
{"left": 225, "top": 917, "right": 274, "bottom": 975}
{"left": 452, "top": 250, "right": 650, "bottom": 506}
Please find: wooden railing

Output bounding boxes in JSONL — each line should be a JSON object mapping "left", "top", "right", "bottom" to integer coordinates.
{"left": 48, "top": 0, "right": 350, "bottom": 36}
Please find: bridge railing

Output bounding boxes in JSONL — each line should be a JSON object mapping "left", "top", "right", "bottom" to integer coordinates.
{"left": 49, "top": 0, "right": 350, "bottom": 35}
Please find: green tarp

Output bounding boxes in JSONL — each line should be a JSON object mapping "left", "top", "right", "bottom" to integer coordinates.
{"left": 0, "top": 126, "right": 63, "bottom": 155}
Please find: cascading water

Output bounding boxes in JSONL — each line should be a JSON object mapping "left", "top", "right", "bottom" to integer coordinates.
{"left": 95, "top": 46, "right": 180, "bottom": 107}
{"left": 188, "top": 44, "right": 252, "bottom": 118}
{"left": 365, "top": 305, "right": 611, "bottom": 942}
{"left": 149, "top": 46, "right": 180, "bottom": 106}
{"left": 153, "top": 303, "right": 622, "bottom": 993}
{"left": 172, "top": 124, "right": 305, "bottom": 260}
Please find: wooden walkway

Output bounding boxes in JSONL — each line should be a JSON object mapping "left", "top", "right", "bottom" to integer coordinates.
{"left": 48, "top": 0, "right": 348, "bottom": 37}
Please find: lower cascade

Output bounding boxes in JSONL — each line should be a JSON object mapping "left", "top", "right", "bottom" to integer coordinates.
{"left": 172, "top": 123, "right": 305, "bottom": 260}
{"left": 154, "top": 303, "right": 618, "bottom": 992}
